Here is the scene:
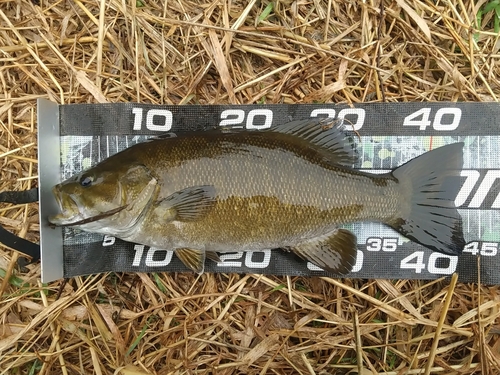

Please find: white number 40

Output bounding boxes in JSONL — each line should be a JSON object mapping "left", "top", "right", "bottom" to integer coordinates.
{"left": 400, "top": 251, "right": 458, "bottom": 275}
{"left": 403, "top": 108, "right": 461, "bottom": 131}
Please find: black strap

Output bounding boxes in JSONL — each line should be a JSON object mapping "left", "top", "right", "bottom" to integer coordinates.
{"left": 0, "top": 188, "right": 40, "bottom": 261}
{"left": 0, "top": 188, "right": 38, "bottom": 204}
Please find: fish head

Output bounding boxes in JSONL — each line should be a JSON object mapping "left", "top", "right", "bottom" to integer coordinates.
{"left": 49, "top": 161, "right": 157, "bottom": 232}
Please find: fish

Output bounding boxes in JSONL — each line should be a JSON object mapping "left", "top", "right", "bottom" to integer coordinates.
{"left": 48, "top": 118, "right": 465, "bottom": 275}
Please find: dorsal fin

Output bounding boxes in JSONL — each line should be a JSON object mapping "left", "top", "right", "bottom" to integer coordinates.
{"left": 148, "top": 118, "right": 359, "bottom": 166}
{"left": 269, "top": 118, "right": 358, "bottom": 166}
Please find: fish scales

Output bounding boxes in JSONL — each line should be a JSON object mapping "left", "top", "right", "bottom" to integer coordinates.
{"left": 49, "top": 119, "right": 465, "bottom": 274}
{"left": 126, "top": 133, "right": 400, "bottom": 250}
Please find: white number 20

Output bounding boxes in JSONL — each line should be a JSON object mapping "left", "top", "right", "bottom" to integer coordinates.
{"left": 219, "top": 109, "right": 273, "bottom": 129}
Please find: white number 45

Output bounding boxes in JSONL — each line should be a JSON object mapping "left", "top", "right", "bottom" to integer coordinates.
{"left": 463, "top": 242, "right": 498, "bottom": 257}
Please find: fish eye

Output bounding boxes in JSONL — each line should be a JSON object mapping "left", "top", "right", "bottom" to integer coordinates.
{"left": 80, "top": 175, "right": 94, "bottom": 187}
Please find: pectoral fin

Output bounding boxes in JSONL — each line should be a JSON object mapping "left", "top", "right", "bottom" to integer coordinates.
{"left": 176, "top": 248, "right": 206, "bottom": 274}
{"left": 290, "top": 229, "right": 357, "bottom": 275}
{"left": 157, "top": 185, "right": 216, "bottom": 222}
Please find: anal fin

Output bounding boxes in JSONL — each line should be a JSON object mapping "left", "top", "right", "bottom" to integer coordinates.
{"left": 176, "top": 248, "right": 206, "bottom": 274}
{"left": 290, "top": 229, "right": 357, "bottom": 275}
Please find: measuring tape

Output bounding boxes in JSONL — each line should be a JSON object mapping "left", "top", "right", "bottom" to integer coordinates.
{"left": 35, "top": 99, "right": 499, "bottom": 283}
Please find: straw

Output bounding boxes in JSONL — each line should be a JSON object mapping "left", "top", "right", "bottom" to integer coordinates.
{"left": 1, "top": 0, "right": 499, "bottom": 373}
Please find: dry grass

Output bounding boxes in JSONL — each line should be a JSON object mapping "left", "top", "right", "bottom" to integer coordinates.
{"left": 1, "top": 0, "right": 500, "bottom": 373}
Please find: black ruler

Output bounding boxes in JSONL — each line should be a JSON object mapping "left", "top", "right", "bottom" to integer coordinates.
{"left": 38, "top": 100, "right": 500, "bottom": 283}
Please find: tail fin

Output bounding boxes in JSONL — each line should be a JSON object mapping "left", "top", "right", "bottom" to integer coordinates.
{"left": 387, "top": 142, "right": 465, "bottom": 256}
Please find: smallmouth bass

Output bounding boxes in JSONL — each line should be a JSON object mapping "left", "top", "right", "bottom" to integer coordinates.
{"left": 49, "top": 119, "right": 465, "bottom": 274}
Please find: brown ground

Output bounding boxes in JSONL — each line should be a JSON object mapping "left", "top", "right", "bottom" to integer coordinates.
{"left": 1, "top": 0, "right": 500, "bottom": 374}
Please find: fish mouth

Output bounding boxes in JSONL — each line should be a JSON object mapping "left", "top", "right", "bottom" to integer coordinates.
{"left": 48, "top": 187, "right": 80, "bottom": 226}
{"left": 55, "top": 205, "right": 128, "bottom": 227}
{"left": 48, "top": 186, "right": 127, "bottom": 227}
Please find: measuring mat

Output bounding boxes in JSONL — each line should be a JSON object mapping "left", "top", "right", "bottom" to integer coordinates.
{"left": 37, "top": 99, "right": 500, "bottom": 283}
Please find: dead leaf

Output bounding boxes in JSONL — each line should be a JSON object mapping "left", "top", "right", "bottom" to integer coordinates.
{"left": 395, "top": 0, "right": 431, "bottom": 41}
{"left": 208, "top": 29, "right": 237, "bottom": 103}
{"left": 303, "top": 58, "right": 347, "bottom": 102}
{"left": 74, "top": 70, "right": 109, "bottom": 103}
{"left": 241, "top": 333, "right": 279, "bottom": 366}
